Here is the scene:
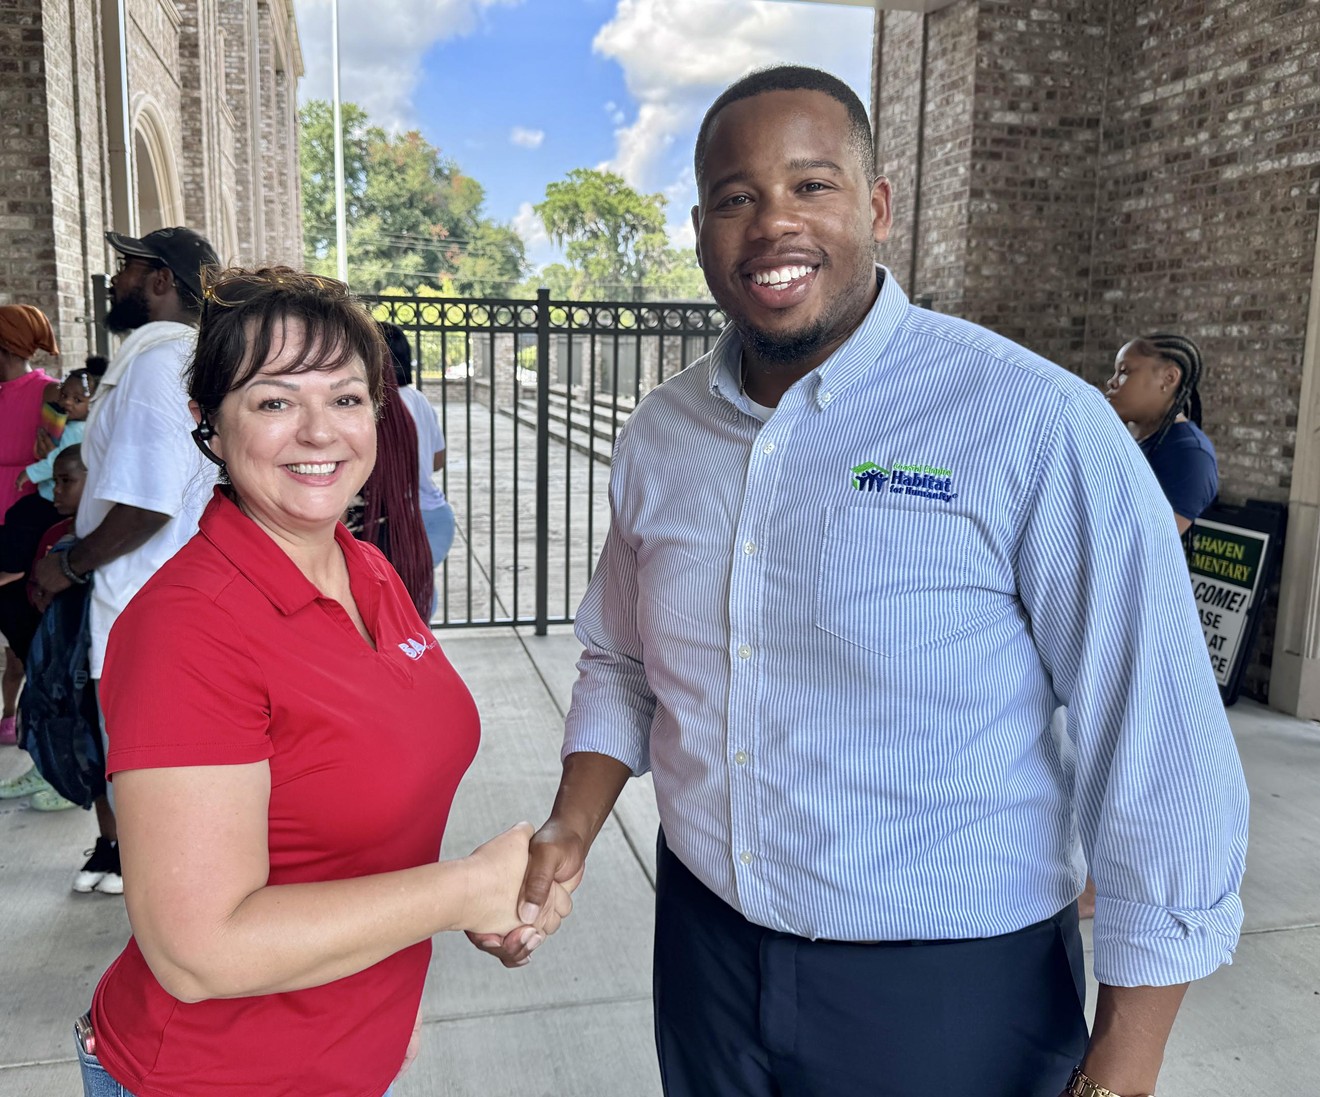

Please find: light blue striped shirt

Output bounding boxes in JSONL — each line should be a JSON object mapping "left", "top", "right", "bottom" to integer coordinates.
{"left": 564, "top": 269, "right": 1248, "bottom": 987}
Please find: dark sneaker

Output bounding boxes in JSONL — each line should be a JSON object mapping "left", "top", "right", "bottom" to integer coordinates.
{"left": 73, "top": 837, "right": 119, "bottom": 894}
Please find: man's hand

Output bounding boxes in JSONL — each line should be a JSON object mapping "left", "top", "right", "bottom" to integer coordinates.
{"left": 30, "top": 551, "right": 72, "bottom": 611}
{"left": 466, "top": 817, "right": 587, "bottom": 967}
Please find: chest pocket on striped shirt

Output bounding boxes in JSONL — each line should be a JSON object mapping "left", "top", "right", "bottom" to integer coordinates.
{"left": 815, "top": 504, "right": 1008, "bottom": 658}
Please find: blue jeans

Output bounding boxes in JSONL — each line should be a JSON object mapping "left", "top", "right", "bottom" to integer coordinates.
{"left": 76, "top": 1026, "right": 395, "bottom": 1097}
{"left": 75, "top": 1026, "right": 133, "bottom": 1096}
{"left": 422, "top": 502, "right": 455, "bottom": 618}
{"left": 422, "top": 502, "right": 455, "bottom": 567}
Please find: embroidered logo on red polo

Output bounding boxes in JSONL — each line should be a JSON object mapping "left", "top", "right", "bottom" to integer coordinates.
{"left": 397, "top": 633, "right": 438, "bottom": 660}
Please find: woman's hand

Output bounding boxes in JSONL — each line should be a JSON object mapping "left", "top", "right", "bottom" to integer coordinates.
{"left": 459, "top": 823, "right": 577, "bottom": 940}
{"left": 14, "top": 471, "right": 28, "bottom": 490}
{"left": 459, "top": 822, "right": 535, "bottom": 936}
{"left": 33, "top": 429, "right": 56, "bottom": 460}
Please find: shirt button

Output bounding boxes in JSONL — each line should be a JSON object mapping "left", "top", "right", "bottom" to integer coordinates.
{"left": 743, "top": 541, "right": 757, "bottom": 555}
{"left": 739, "top": 851, "right": 754, "bottom": 865}
{"left": 820, "top": 391, "right": 833, "bottom": 404}
{"left": 734, "top": 751, "right": 748, "bottom": 765}
{"left": 736, "top": 644, "right": 752, "bottom": 660}
{"left": 762, "top": 441, "right": 775, "bottom": 454}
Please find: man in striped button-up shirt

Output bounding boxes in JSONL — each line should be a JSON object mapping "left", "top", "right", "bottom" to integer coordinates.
{"left": 472, "top": 66, "right": 1248, "bottom": 1097}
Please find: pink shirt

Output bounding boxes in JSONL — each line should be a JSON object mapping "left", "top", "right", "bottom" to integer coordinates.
{"left": 0, "top": 369, "right": 54, "bottom": 522}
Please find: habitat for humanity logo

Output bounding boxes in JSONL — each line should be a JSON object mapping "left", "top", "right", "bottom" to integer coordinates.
{"left": 851, "top": 462, "right": 890, "bottom": 491}
{"left": 850, "top": 460, "right": 957, "bottom": 503}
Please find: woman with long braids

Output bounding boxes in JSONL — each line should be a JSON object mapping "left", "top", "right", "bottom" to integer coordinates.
{"left": 1104, "top": 332, "right": 1218, "bottom": 537}
{"left": 347, "top": 366, "right": 435, "bottom": 620}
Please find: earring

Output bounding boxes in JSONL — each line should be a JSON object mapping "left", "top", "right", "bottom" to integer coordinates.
{"left": 191, "top": 417, "right": 226, "bottom": 472}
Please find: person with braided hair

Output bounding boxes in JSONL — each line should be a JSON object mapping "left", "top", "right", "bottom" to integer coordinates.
{"left": 348, "top": 364, "right": 436, "bottom": 621}
{"left": 1105, "top": 334, "right": 1218, "bottom": 537}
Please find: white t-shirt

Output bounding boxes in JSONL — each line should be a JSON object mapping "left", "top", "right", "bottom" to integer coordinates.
{"left": 77, "top": 323, "right": 217, "bottom": 677}
{"left": 396, "top": 384, "right": 447, "bottom": 511}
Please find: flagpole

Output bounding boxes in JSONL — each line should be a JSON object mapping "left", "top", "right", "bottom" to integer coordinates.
{"left": 331, "top": 0, "right": 348, "bottom": 283}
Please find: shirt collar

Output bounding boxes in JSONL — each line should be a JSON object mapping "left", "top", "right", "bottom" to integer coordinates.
{"left": 198, "top": 487, "right": 389, "bottom": 617}
{"left": 704, "top": 266, "right": 911, "bottom": 411}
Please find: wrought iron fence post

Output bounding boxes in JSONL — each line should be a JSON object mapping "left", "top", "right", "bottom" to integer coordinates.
{"left": 535, "top": 287, "right": 550, "bottom": 636}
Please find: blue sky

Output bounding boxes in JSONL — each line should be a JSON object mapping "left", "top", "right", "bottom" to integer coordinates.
{"left": 294, "top": 0, "right": 875, "bottom": 269}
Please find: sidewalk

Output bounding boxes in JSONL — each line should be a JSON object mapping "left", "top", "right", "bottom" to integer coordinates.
{"left": 1, "top": 626, "right": 1316, "bottom": 1096}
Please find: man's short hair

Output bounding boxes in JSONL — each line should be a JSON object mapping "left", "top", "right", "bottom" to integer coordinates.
{"left": 694, "top": 65, "right": 875, "bottom": 188}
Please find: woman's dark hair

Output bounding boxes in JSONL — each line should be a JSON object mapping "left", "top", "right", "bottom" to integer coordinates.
{"left": 1130, "top": 333, "right": 1204, "bottom": 450}
{"left": 361, "top": 368, "right": 434, "bottom": 619}
{"left": 187, "top": 266, "right": 387, "bottom": 421}
{"left": 187, "top": 267, "right": 434, "bottom": 617}
{"left": 378, "top": 322, "right": 413, "bottom": 389}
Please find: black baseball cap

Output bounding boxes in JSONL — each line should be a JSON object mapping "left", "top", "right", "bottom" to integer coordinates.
{"left": 106, "top": 227, "right": 219, "bottom": 302}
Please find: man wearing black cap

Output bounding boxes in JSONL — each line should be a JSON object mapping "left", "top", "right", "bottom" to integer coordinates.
{"left": 32, "top": 226, "right": 221, "bottom": 896}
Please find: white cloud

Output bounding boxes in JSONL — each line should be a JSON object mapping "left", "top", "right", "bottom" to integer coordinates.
{"left": 293, "top": 0, "right": 521, "bottom": 130}
{"left": 593, "top": 0, "right": 874, "bottom": 204}
{"left": 513, "top": 201, "right": 560, "bottom": 269}
{"left": 509, "top": 126, "right": 545, "bottom": 149}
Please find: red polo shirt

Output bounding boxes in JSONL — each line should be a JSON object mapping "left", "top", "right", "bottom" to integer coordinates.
{"left": 92, "top": 489, "right": 480, "bottom": 1097}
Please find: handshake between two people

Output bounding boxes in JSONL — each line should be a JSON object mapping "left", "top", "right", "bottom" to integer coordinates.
{"left": 461, "top": 818, "right": 587, "bottom": 967}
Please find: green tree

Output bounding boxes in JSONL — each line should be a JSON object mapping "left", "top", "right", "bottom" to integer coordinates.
{"left": 299, "top": 99, "right": 526, "bottom": 294}
{"left": 533, "top": 168, "right": 708, "bottom": 300}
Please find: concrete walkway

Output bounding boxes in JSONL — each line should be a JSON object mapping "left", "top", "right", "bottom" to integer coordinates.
{"left": 1, "top": 626, "right": 1316, "bottom": 1096}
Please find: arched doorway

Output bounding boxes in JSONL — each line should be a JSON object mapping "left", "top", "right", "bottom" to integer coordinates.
{"left": 133, "top": 130, "right": 166, "bottom": 233}
{"left": 130, "top": 98, "right": 184, "bottom": 233}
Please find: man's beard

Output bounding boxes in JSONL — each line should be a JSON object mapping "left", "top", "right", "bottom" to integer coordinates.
{"left": 105, "top": 285, "right": 151, "bottom": 334}
{"left": 736, "top": 317, "right": 831, "bottom": 365}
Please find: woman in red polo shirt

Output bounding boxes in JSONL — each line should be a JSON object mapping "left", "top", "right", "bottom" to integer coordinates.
{"left": 79, "top": 268, "right": 576, "bottom": 1097}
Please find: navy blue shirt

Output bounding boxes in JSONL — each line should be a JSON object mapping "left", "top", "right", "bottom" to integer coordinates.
{"left": 1141, "top": 420, "right": 1218, "bottom": 520}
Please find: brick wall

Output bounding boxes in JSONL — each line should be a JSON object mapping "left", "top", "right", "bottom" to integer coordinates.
{"left": 0, "top": 0, "right": 58, "bottom": 348}
{"left": 875, "top": 11, "right": 926, "bottom": 292}
{"left": 177, "top": 0, "right": 216, "bottom": 238}
{"left": 218, "top": 0, "right": 258, "bottom": 262}
{"left": 1086, "top": 0, "right": 1320, "bottom": 507}
{"left": 914, "top": 1, "right": 978, "bottom": 314}
{"left": 873, "top": 0, "right": 1320, "bottom": 701}
{"left": 961, "top": 0, "right": 1110, "bottom": 366}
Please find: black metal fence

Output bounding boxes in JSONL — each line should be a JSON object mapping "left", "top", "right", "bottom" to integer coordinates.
{"left": 363, "top": 289, "right": 727, "bottom": 631}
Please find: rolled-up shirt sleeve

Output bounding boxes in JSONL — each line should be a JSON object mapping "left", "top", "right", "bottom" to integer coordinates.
{"left": 1016, "top": 386, "right": 1249, "bottom": 987}
{"left": 562, "top": 444, "right": 656, "bottom": 776}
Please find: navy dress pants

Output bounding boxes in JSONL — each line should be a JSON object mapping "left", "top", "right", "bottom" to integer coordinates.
{"left": 652, "top": 831, "right": 1088, "bottom": 1097}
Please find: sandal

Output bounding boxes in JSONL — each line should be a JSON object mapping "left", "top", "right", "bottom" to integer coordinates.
{"left": 30, "top": 787, "right": 77, "bottom": 812}
{"left": 0, "top": 766, "right": 51, "bottom": 799}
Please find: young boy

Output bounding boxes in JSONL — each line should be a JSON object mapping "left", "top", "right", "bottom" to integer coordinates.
{"left": 0, "top": 445, "right": 88, "bottom": 806}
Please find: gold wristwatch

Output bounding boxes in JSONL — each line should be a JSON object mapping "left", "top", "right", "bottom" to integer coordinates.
{"left": 1066, "top": 1067, "right": 1155, "bottom": 1097}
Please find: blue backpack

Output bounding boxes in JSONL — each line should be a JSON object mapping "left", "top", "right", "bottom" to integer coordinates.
{"left": 18, "top": 580, "right": 105, "bottom": 808}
